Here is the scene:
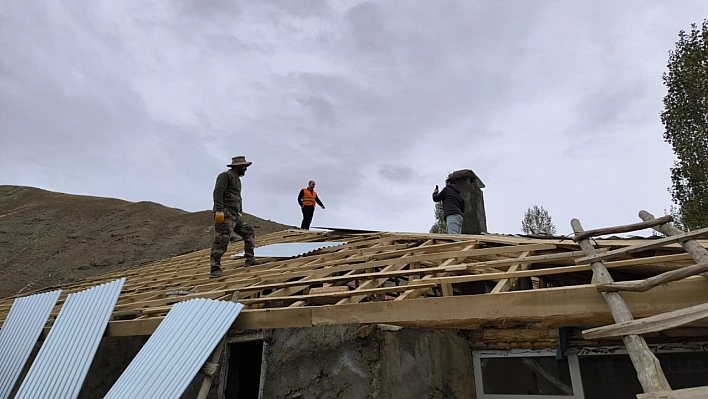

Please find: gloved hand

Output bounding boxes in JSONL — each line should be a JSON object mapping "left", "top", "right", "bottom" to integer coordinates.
{"left": 214, "top": 212, "right": 225, "bottom": 224}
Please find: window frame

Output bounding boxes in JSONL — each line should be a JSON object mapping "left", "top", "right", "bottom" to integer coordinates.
{"left": 473, "top": 349, "right": 585, "bottom": 399}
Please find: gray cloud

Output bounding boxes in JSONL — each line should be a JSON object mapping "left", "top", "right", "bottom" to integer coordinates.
{"left": 1, "top": 0, "right": 706, "bottom": 233}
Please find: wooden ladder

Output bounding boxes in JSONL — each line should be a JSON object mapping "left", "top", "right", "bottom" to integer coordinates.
{"left": 571, "top": 210, "right": 708, "bottom": 399}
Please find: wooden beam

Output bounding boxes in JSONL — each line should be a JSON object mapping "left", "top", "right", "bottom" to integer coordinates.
{"left": 340, "top": 247, "right": 426, "bottom": 305}
{"left": 396, "top": 243, "right": 479, "bottom": 300}
{"left": 597, "top": 261, "right": 708, "bottom": 292}
{"left": 97, "top": 277, "right": 708, "bottom": 336}
{"left": 238, "top": 263, "right": 458, "bottom": 294}
{"left": 491, "top": 251, "right": 532, "bottom": 293}
{"left": 583, "top": 302, "right": 708, "bottom": 339}
{"left": 640, "top": 210, "right": 708, "bottom": 269}
{"left": 576, "top": 226, "right": 708, "bottom": 265}
{"left": 311, "top": 277, "right": 708, "bottom": 329}
{"left": 469, "top": 250, "right": 589, "bottom": 269}
{"left": 412, "top": 263, "right": 594, "bottom": 285}
{"left": 238, "top": 283, "right": 436, "bottom": 305}
{"left": 572, "top": 215, "right": 673, "bottom": 242}
{"left": 572, "top": 218, "right": 670, "bottom": 393}
{"left": 636, "top": 386, "right": 708, "bottom": 399}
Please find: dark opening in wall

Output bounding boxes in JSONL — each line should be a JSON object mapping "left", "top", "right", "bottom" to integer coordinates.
{"left": 224, "top": 340, "right": 264, "bottom": 399}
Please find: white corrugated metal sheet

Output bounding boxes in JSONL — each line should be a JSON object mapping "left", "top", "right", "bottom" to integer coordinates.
{"left": 233, "top": 241, "right": 347, "bottom": 258}
{"left": 13, "top": 278, "right": 125, "bottom": 399}
{"left": 0, "top": 289, "right": 61, "bottom": 399}
{"left": 104, "top": 298, "right": 244, "bottom": 399}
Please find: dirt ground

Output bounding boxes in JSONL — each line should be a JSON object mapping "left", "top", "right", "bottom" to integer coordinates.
{"left": 0, "top": 185, "right": 292, "bottom": 299}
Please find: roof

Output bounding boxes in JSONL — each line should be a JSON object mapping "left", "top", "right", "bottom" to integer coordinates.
{"left": 1, "top": 229, "right": 707, "bottom": 338}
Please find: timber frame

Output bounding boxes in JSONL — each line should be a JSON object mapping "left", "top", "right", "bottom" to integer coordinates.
{"left": 1, "top": 227, "right": 708, "bottom": 341}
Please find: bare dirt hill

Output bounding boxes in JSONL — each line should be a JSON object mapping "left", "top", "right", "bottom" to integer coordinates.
{"left": 0, "top": 185, "right": 292, "bottom": 299}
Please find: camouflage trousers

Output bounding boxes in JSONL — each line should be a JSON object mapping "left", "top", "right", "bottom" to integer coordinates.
{"left": 210, "top": 209, "right": 255, "bottom": 272}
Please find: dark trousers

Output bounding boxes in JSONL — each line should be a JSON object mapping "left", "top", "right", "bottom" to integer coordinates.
{"left": 210, "top": 210, "right": 255, "bottom": 271}
{"left": 300, "top": 206, "right": 315, "bottom": 229}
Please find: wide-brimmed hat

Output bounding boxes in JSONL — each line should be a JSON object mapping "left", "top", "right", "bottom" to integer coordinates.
{"left": 227, "top": 156, "right": 252, "bottom": 167}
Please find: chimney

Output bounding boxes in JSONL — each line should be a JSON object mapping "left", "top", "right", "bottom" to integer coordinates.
{"left": 448, "top": 169, "right": 487, "bottom": 234}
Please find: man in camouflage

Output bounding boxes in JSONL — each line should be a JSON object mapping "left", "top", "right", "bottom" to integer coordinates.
{"left": 210, "top": 156, "right": 258, "bottom": 278}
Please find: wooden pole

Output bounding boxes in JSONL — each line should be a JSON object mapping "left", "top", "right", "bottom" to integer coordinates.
{"left": 639, "top": 210, "right": 708, "bottom": 266}
{"left": 597, "top": 261, "right": 708, "bottom": 292}
{"left": 572, "top": 218, "right": 671, "bottom": 393}
{"left": 573, "top": 215, "right": 674, "bottom": 242}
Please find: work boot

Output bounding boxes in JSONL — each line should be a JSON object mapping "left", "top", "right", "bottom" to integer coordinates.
{"left": 245, "top": 258, "right": 259, "bottom": 266}
{"left": 209, "top": 268, "right": 224, "bottom": 278}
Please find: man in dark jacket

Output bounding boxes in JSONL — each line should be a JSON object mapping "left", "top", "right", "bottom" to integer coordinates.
{"left": 297, "top": 180, "right": 325, "bottom": 230}
{"left": 210, "top": 156, "right": 258, "bottom": 278}
{"left": 432, "top": 178, "right": 465, "bottom": 234}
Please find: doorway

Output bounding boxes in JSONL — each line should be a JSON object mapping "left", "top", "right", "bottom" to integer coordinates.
{"left": 223, "top": 340, "right": 264, "bottom": 399}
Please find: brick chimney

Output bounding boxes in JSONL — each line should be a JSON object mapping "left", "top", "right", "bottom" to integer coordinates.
{"left": 448, "top": 169, "right": 487, "bottom": 234}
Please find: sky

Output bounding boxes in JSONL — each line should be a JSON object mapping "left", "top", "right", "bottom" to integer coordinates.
{"left": 1, "top": 1, "right": 705, "bottom": 236}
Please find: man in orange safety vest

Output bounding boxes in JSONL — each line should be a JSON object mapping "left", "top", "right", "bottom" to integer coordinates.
{"left": 297, "top": 180, "right": 325, "bottom": 230}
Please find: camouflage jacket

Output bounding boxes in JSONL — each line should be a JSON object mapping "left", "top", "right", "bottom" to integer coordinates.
{"left": 213, "top": 169, "right": 243, "bottom": 213}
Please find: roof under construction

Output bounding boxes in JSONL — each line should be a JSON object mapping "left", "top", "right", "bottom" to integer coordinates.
{"left": 2, "top": 221, "right": 707, "bottom": 339}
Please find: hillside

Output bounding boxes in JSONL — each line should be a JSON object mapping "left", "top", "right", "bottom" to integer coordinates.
{"left": 0, "top": 185, "right": 292, "bottom": 299}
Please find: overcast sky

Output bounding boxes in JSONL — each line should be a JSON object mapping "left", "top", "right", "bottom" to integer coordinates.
{"left": 1, "top": 1, "right": 705, "bottom": 236}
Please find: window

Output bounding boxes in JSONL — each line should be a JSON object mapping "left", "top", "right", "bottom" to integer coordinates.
{"left": 474, "top": 350, "right": 585, "bottom": 399}
{"left": 475, "top": 344, "right": 708, "bottom": 399}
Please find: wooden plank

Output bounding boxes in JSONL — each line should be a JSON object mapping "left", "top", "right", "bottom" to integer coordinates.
{"left": 238, "top": 283, "right": 437, "bottom": 305}
{"left": 572, "top": 218, "right": 670, "bottom": 392}
{"left": 636, "top": 386, "right": 708, "bottom": 399}
{"left": 113, "top": 290, "right": 228, "bottom": 311}
{"left": 470, "top": 250, "right": 589, "bottom": 269}
{"left": 576, "top": 226, "right": 708, "bottom": 265}
{"left": 339, "top": 250, "right": 421, "bottom": 305}
{"left": 237, "top": 263, "right": 462, "bottom": 294}
{"left": 97, "top": 277, "right": 708, "bottom": 336}
{"left": 311, "top": 277, "right": 708, "bottom": 329}
{"left": 491, "top": 251, "right": 532, "bottom": 293}
{"left": 307, "top": 286, "right": 350, "bottom": 305}
{"left": 416, "top": 263, "right": 594, "bottom": 285}
{"left": 396, "top": 243, "right": 479, "bottom": 300}
{"left": 597, "top": 261, "right": 708, "bottom": 292}
{"left": 640, "top": 210, "right": 708, "bottom": 268}
{"left": 583, "top": 302, "right": 708, "bottom": 339}
{"left": 416, "top": 253, "right": 688, "bottom": 286}
{"left": 572, "top": 215, "right": 674, "bottom": 242}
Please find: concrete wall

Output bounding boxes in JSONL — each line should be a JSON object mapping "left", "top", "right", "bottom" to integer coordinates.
{"left": 258, "top": 325, "right": 476, "bottom": 399}
{"left": 448, "top": 170, "right": 486, "bottom": 234}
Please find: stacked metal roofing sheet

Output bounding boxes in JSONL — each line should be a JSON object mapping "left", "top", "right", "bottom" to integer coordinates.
{"left": 104, "top": 298, "right": 244, "bottom": 399}
{"left": 0, "top": 289, "right": 61, "bottom": 399}
{"left": 13, "top": 278, "right": 125, "bottom": 399}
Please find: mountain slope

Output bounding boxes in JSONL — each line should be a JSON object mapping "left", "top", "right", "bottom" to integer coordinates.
{"left": 0, "top": 185, "right": 291, "bottom": 298}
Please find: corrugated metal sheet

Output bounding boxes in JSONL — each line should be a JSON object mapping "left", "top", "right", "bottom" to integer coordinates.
{"left": 0, "top": 289, "right": 61, "bottom": 399}
{"left": 233, "top": 241, "right": 347, "bottom": 258}
{"left": 13, "top": 278, "right": 125, "bottom": 399}
{"left": 104, "top": 298, "right": 244, "bottom": 399}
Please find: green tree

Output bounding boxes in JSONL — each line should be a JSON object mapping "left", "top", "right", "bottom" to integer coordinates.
{"left": 430, "top": 202, "right": 447, "bottom": 233}
{"left": 521, "top": 205, "right": 557, "bottom": 235}
{"left": 661, "top": 20, "right": 708, "bottom": 230}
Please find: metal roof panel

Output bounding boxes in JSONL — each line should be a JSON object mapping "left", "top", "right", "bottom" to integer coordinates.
{"left": 13, "top": 278, "right": 125, "bottom": 399}
{"left": 0, "top": 290, "right": 61, "bottom": 399}
{"left": 104, "top": 298, "right": 243, "bottom": 399}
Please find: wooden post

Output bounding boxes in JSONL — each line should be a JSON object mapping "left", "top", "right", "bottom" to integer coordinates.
{"left": 639, "top": 210, "right": 708, "bottom": 266}
{"left": 572, "top": 219, "right": 671, "bottom": 393}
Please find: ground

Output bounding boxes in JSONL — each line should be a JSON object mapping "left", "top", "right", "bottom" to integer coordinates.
{"left": 0, "top": 185, "right": 291, "bottom": 299}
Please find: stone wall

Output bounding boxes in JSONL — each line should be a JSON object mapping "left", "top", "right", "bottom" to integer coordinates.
{"left": 256, "top": 325, "right": 476, "bottom": 399}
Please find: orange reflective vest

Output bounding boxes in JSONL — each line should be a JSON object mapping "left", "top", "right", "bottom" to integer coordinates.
{"left": 302, "top": 188, "right": 317, "bottom": 207}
